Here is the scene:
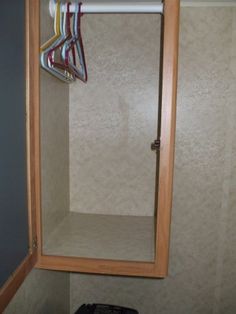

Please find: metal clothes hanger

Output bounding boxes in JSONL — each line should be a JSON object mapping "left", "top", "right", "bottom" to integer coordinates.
{"left": 61, "top": 2, "right": 87, "bottom": 82}
{"left": 41, "top": 2, "right": 75, "bottom": 83}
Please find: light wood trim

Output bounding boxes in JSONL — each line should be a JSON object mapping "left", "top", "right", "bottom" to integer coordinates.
{"left": 37, "top": 255, "right": 157, "bottom": 278}
{"left": 27, "top": 0, "right": 42, "bottom": 256}
{"left": 154, "top": 0, "right": 180, "bottom": 276}
{"left": 33, "top": 0, "right": 43, "bottom": 259}
{"left": 35, "top": 0, "right": 180, "bottom": 278}
{"left": 26, "top": 0, "right": 40, "bottom": 255}
{"left": 0, "top": 254, "right": 37, "bottom": 313}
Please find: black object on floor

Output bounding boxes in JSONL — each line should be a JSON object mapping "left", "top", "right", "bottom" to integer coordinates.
{"left": 75, "top": 303, "right": 139, "bottom": 314}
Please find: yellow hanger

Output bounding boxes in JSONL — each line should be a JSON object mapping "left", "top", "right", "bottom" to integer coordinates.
{"left": 40, "top": 0, "right": 61, "bottom": 52}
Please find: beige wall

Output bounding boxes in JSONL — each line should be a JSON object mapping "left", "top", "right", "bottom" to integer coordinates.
{"left": 40, "top": 0, "right": 70, "bottom": 241}
{"left": 69, "top": 14, "right": 161, "bottom": 216}
{"left": 70, "top": 7, "right": 236, "bottom": 314}
{"left": 4, "top": 269, "right": 69, "bottom": 314}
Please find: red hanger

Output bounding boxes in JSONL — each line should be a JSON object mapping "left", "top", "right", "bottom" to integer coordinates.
{"left": 64, "top": 2, "right": 87, "bottom": 82}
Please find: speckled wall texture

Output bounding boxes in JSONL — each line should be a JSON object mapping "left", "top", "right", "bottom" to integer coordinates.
{"left": 40, "top": 0, "right": 70, "bottom": 241}
{"left": 70, "top": 7, "right": 236, "bottom": 314}
{"left": 69, "top": 14, "right": 161, "bottom": 216}
{"left": 4, "top": 269, "right": 69, "bottom": 314}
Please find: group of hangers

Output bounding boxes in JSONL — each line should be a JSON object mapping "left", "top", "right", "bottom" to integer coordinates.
{"left": 40, "top": 1, "right": 87, "bottom": 83}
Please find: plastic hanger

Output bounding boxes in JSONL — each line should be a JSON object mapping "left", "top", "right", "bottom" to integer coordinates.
{"left": 47, "top": 3, "right": 76, "bottom": 76}
{"left": 46, "top": 2, "right": 76, "bottom": 82}
{"left": 40, "top": 0, "right": 63, "bottom": 72}
{"left": 61, "top": 2, "right": 87, "bottom": 82}
{"left": 40, "top": 0, "right": 61, "bottom": 52}
{"left": 41, "top": 2, "right": 75, "bottom": 82}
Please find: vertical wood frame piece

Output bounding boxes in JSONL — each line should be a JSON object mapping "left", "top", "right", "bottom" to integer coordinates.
{"left": 26, "top": 0, "right": 40, "bottom": 258}
{"left": 36, "top": 0, "right": 180, "bottom": 278}
{"left": 0, "top": 0, "right": 39, "bottom": 310}
{"left": 155, "top": 0, "right": 180, "bottom": 277}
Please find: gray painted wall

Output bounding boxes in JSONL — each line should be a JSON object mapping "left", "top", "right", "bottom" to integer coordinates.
{"left": 0, "top": 0, "right": 28, "bottom": 288}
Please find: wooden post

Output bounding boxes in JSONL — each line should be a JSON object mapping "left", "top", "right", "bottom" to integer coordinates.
{"left": 155, "top": 0, "right": 180, "bottom": 277}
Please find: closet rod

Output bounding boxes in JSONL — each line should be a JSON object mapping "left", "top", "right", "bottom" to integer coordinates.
{"left": 49, "top": 1, "right": 164, "bottom": 16}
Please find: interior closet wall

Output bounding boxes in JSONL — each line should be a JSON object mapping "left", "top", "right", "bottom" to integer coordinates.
{"left": 41, "top": 3, "right": 161, "bottom": 261}
{"left": 4, "top": 269, "right": 69, "bottom": 314}
{"left": 40, "top": 0, "right": 70, "bottom": 240}
{"left": 70, "top": 6, "right": 236, "bottom": 314}
{"left": 69, "top": 14, "right": 160, "bottom": 216}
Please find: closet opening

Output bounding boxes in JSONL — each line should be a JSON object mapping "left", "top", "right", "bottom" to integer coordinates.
{"left": 40, "top": 0, "right": 162, "bottom": 263}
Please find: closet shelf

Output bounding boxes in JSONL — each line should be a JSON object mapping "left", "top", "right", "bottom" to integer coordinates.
{"left": 43, "top": 212, "right": 155, "bottom": 262}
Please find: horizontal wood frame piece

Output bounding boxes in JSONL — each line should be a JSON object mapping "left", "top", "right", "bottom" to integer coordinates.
{"left": 37, "top": 255, "right": 158, "bottom": 278}
{"left": 36, "top": 0, "right": 180, "bottom": 278}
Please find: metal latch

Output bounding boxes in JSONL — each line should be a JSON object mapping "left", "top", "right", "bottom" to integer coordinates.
{"left": 32, "top": 236, "right": 38, "bottom": 250}
{"left": 151, "top": 139, "right": 160, "bottom": 152}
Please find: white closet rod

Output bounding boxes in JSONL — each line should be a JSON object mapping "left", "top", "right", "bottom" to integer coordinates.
{"left": 49, "top": 1, "right": 164, "bottom": 16}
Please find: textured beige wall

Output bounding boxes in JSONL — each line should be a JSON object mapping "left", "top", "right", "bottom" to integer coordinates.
{"left": 4, "top": 269, "right": 69, "bottom": 314}
{"left": 40, "top": 0, "right": 70, "bottom": 241}
{"left": 70, "top": 7, "right": 236, "bottom": 314}
{"left": 69, "top": 14, "right": 160, "bottom": 216}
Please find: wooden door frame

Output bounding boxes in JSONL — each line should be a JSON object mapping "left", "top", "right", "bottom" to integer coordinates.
{"left": 35, "top": 0, "right": 180, "bottom": 278}
{"left": 0, "top": 0, "right": 39, "bottom": 311}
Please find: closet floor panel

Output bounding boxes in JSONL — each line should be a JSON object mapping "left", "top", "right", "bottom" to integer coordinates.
{"left": 43, "top": 212, "right": 155, "bottom": 262}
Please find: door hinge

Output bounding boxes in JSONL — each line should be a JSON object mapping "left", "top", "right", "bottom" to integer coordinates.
{"left": 151, "top": 139, "right": 161, "bottom": 152}
{"left": 32, "top": 236, "right": 38, "bottom": 250}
